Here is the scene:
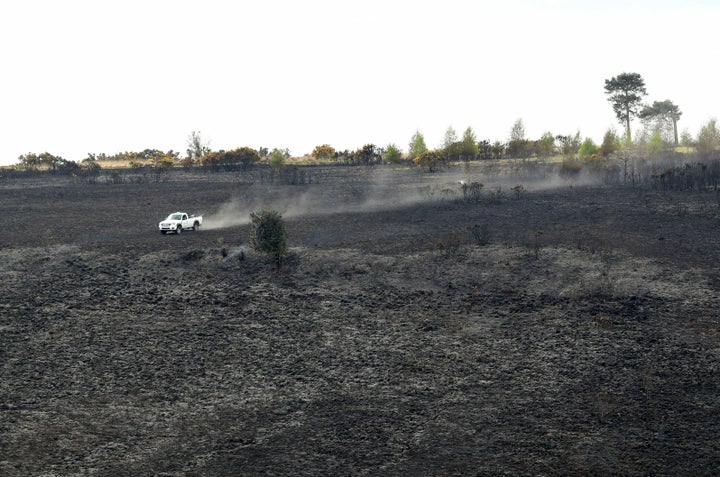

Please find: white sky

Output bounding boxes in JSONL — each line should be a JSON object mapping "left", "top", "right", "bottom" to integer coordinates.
{"left": 0, "top": 0, "right": 718, "bottom": 165}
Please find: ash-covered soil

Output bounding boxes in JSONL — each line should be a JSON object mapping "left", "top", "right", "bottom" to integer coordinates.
{"left": 1, "top": 165, "right": 719, "bottom": 476}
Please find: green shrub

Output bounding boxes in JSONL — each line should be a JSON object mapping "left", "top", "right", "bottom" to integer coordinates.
{"left": 269, "top": 149, "right": 285, "bottom": 170}
{"left": 578, "top": 138, "right": 598, "bottom": 158}
{"left": 312, "top": 144, "right": 336, "bottom": 161}
{"left": 413, "top": 150, "right": 443, "bottom": 172}
{"left": 249, "top": 209, "right": 288, "bottom": 268}
{"left": 384, "top": 143, "right": 402, "bottom": 164}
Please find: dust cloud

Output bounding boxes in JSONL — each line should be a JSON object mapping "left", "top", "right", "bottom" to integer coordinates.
{"left": 200, "top": 165, "right": 601, "bottom": 232}
{"left": 201, "top": 199, "right": 253, "bottom": 230}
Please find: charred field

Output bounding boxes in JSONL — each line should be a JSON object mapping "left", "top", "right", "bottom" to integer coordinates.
{"left": 1, "top": 163, "right": 719, "bottom": 476}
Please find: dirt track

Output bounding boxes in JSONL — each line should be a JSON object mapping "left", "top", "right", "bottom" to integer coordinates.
{"left": 1, "top": 165, "right": 719, "bottom": 476}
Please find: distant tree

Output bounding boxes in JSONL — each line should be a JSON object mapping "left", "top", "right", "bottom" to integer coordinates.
{"left": 510, "top": 118, "right": 525, "bottom": 142}
{"left": 177, "top": 156, "right": 195, "bottom": 169}
{"left": 50, "top": 156, "right": 79, "bottom": 175}
{"left": 441, "top": 126, "right": 459, "bottom": 161}
{"left": 269, "top": 148, "right": 285, "bottom": 169}
{"left": 186, "top": 131, "right": 210, "bottom": 162}
{"left": 600, "top": 128, "right": 621, "bottom": 156}
{"left": 354, "top": 144, "right": 381, "bottom": 165}
{"left": 137, "top": 148, "right": 178, "bottom": 163}
{"left": 639, "top": 100, "right": 682, "bottom": 145}
{"left": 146, "top": 150, "right": 179, "bottom": 169}
{"left": 477, "top": 140, "right": 492, "bottom": 160}
{"left": 460, "top": 127, "right": 479, "bottom": 160}
{"left": 335, "top": 149, "right": 353, "bottom": 163}
{"left": 535, "top": 131, "right": 555, "bottom": 159}
{"left": 249, "top": 209, "right": 288, "bottom": 269}
{"left": 408, "top": 130, "right": 427, "bottom": 161}
{"left": 578, "top": 138, "right": 598, "bottom": 158}
{"left": 647, "top": 128, "right": 664, "bottom": 157}
{"left": 696, "top": 118, "right": 720, "bottom": 158}
{"left": 556, "top": 132, "right": 582, "bottom": 156}
{"left": 200, "top": 147, "right": 259, "bottom": 170}
{"left": 442, "top": 126, "right": 458, "bottom": 150}
{"left": 18, "top": 152, "right": 67, "bottom": 172}
{"left": 28, "top": 152, "right": 83, "bottom": 175}
{"left": 40, "top": 152, "right": 64, "bottom": 172}
{"left": 80, "top": 157, "right": 101, "bottom": 176}
{"left": 507, "top": 118, "right": 529, "bottom": 158}
{"left": 258, "top": 146, "right": 269, "bottom": 158}
{"left": 384, "top": 143, "right": 402, "bottom": 164}
{"left": 680, "top": 129, "right": 694, "bottom": 150}
{"left": 17, "top": 152, "right": 41, "bottom": 170}
{"left": 312, "top": 144, "right": 336, "bottom": 161}
{"left": 153, "top": 156, "right": 175, "bottom": 171}
{"left": 231, "top": 147, "right": 261, "bottom": 168}
{"left": 604, "top": 72, "right": 647, "bottom": 143}
{"left": 490, "top": 141, "right": 506, "bottom": 160}
{"left": 200, "top": 150, "right": 221, "bottom": 170}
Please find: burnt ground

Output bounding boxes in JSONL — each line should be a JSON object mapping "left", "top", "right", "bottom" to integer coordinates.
{"left": 1, "top": 164, "right": 719, "bottom": 476}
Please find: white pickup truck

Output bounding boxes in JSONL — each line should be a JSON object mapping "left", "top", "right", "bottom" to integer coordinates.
{"left": 159, "top": 212, "right": 202, "bottom": 234}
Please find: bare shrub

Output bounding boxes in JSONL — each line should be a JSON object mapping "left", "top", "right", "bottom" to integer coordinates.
{"left": 487, "top": 186, "right": 505, "bottom": 204}
{"left": 511, "top": 183, "right": 524, "bottom": 199}
{"left": 592, "top": 313, "right": 614, "bottom": 330}
{"left": 596, "top": 253, "right": 615, "bottom": 296}
{"left": 529, "top": 230, "right": 543, "bottom": 259}
{"left": 469, "top": 223, "right": 490, "bottom": 246}
{"left": 576, "top": 252, "right": 615, "bottom": 300}
{"left": 435, "top": 229, "right": 462, "bottom": 256}
{"left": 461, "top": 181, "right": 483, "bottom": 201}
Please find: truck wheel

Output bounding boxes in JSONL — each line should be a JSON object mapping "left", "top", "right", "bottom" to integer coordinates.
{"left": 176, "top": 226, "right": 182, "bottom": 234}
{"left": 194, "top": 221, "right": 200, "bottom": 231}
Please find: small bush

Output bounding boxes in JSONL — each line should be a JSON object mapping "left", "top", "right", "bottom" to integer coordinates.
{"left": 531, "top": 230, "right": 543, "bottom": 259}
{"left": 413, "top": 150, "right": 444, "bottom": 172}
{"left": 249, "top": 209, "right": 288, "bottom": 268}
{"left": 487, "top": 186, "right": 505, "bottom": 203}
{"left": 469, "top": 223, "right": 490, "bottom": 246}
{"left": 511, "top": 183, "right": 524, "bottom": 199}
{"left": 435, "top": 229, "right": 462, "bottom": 256}
{"left": 461, "top": 181, "right": 483, "bottom": 201}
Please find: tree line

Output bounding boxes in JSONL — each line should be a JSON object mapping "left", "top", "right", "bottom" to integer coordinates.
{"left": 6, "top": 72, "right": 719, "bottom": 176}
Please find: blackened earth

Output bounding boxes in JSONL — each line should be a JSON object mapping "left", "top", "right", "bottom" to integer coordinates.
{"left": 1, "top": 165, "right": 719, "bottom": 476}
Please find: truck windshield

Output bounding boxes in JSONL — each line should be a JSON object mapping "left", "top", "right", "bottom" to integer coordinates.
{"left": 168, "top": 214, "right": 182, "bottom": 220}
